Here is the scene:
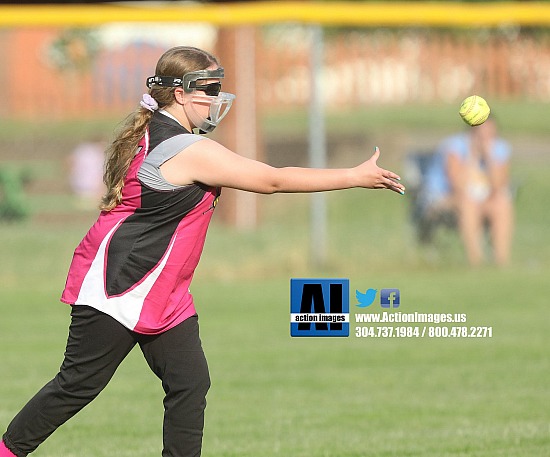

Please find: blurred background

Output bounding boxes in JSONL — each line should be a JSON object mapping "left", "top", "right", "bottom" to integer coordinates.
{"left": 0, "top": 2, "right": 548, "bottom": 457}
{"left": 1, "top": 1, "right": 549, "bottom": 272}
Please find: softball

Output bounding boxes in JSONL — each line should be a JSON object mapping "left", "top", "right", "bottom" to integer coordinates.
{"left": 459, "top": 95, "right": 491, "bottom": 126}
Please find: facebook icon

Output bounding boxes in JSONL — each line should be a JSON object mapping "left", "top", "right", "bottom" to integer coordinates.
{"left": 380, "top": 289, "right": 400, "bottom": 308}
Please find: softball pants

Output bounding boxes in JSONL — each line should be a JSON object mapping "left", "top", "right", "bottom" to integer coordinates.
{"left": 2, "top": 305, "right": 210, "bottom": 457}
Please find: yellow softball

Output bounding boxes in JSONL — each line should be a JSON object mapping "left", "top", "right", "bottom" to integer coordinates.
{"left": 459, "top": 95, "right": 491, "bottom": 126}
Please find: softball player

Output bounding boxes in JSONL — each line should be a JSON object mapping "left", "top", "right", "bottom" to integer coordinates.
{"left": 1, "top": 46, "right": 404, "bottom": 457}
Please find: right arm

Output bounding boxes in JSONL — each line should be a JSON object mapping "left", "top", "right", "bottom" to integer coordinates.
{"left": 161, "top": 139, "right": 405, "bottom": 195}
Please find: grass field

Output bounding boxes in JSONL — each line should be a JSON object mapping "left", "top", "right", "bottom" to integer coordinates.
{"left": 0, "top": 105, "right": 549, "bottom": 456}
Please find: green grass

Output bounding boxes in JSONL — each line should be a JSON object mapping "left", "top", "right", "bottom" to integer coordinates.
{"left": 0, "top": 104, "right": 548, "bottom": 456}
{"left": 0, "top": 271, "right": 548, "bottom": 457}
{"left": 1, "top": 168, "right": 549, "bottom": 457}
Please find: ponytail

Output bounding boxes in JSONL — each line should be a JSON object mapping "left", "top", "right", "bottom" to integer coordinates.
{"left": 100, "top": 108, "right": 153, "bottom": 211}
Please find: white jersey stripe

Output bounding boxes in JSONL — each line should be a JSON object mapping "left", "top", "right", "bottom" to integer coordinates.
{"left": 75, "top": 219, "right": 178, "bottom": 330}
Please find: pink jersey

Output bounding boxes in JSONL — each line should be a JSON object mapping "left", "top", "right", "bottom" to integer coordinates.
{"left": 61, "top": 113, "right": 219, "bottom": 335}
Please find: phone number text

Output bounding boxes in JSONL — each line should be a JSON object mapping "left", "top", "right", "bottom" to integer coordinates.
{"left": 355, "top": 326, "right": 493, "bottom": 338}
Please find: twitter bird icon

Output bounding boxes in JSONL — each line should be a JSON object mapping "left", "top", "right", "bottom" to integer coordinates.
{"left": 355, "top": 289, "right": 377, "bottom": 307}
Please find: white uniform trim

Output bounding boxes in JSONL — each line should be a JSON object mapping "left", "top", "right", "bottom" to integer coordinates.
{"left": 74, "top": 220, "right": 178, "bottom": 330}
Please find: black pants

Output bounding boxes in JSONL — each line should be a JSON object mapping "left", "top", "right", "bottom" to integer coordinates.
{"left": 2, "top": 306, "right": 210, "bottom": 457}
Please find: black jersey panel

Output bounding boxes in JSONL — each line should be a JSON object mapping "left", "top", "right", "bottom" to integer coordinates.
{"left": 105, "top": 183, "right": 206, "bottom": 297}
{"left": 148, "top": 112, "right": 192, "bottom": 151}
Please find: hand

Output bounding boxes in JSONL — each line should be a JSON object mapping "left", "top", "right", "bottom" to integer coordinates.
{"left": 354, "top": 147, "right": 405, "bottom": 195}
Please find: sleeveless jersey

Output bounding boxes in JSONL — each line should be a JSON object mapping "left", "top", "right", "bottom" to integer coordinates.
{"left": 61, "top": 112, "right": 220, "bottom": 335}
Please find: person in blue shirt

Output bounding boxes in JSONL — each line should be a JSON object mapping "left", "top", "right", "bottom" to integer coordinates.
{"left": 422, "top": 117, "right": 513, "bottom": 266}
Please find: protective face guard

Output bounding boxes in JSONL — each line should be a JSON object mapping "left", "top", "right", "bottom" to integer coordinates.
{"left": 146, "top": 67, "right": 234, "bottom": 133}
{"left": 185, "top": 91, "right": 236, "bottom": 134}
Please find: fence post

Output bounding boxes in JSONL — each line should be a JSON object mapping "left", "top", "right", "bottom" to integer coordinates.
{"left": 214, "top": 26, "right": 261, "bottom": 229}
{"left": 308, "top": 24, "right": 327, "bottom": 267}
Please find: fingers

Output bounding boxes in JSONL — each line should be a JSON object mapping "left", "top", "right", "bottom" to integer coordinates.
{"left": 365, "top": 146, "right": 405, "bottom": 195}
{"left": 380, "top": 177, "right": 405, "bottom": 194}
{"left": 381, "top": 171, "right": 405, "bottom": 194}
{"left": 367, "top": 146, "right": 406, "bottom": 194}
{"left": 386, "top": 170, "right": 401, "bottom": 181}
{"left": 388, "top": 180, "right": 406, "bottom": 195}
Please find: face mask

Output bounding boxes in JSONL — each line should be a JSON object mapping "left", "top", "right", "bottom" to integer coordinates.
{"left": 184, "top": 91, "right": 236, "bottom": 134}
{"left": 146, "top": 67, "right": 236, "bottom": 133}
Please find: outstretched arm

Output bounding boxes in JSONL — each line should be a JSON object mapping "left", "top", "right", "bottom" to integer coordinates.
{"left": 160, "top": 138, "right": 405, "bottom": 195}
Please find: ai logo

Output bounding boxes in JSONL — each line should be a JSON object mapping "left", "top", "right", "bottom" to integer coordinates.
{"left": 290, "top": 278, "right": 350, "bottom": 337}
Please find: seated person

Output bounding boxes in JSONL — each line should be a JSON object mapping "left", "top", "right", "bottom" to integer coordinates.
{"left": 421, "top": 118, "right": 513, "bottom": 266}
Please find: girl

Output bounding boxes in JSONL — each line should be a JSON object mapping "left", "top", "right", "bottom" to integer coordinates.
{"left": 1, "top": 46, "right": 405, "bottom": 457}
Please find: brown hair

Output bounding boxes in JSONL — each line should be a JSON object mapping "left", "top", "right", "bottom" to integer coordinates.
{"left": 100, "top": 46, "right": 219, "bottom": 211}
